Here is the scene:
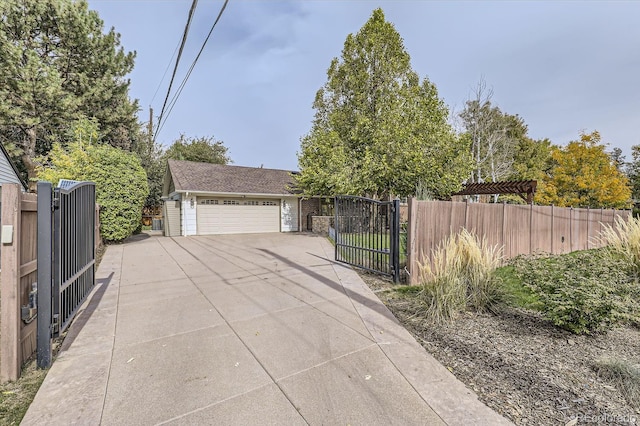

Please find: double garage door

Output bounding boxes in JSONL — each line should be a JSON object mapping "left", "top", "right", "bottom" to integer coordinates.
{"left": 196, "top": 197, "right": 280, "bottom": 235}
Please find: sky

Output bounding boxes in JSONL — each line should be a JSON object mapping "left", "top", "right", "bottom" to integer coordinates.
{"left": 87, "top": 0, "right": 640, "bottom": 171}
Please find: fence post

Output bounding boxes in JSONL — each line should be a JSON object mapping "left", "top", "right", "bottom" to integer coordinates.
{"left": 37, "top": 182, "right": 53, "bottom": 369}
{"left": 529, "top": 202, "right": 534, "bottom": 255}
{"left": 391, "top": 199, "right": 400, "bottom": 283}
{"left": 408, "top": 198, "right": 418, "bottom": 285}
{"left": 551, "top": 205, "right": 554, "bottom": 254}
{"left": 586, "top": 207, "right": 590, "bottom": 250}
{"left": 1, "top": 184, "right": 22, "bottom": 382}
{"left": 569, "top": 207, "right": 573, "bottom": 252}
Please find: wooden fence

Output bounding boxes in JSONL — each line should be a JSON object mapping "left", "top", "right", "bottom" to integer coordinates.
{"left": 1, "top": 184, "right": 38, "bottom": 382}
{"left": 407, "top": 199, "right": 631, "bottom": 285}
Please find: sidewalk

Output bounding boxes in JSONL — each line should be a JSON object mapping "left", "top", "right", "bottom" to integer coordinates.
{"left": 22, "top": 233, "right": 511, "bottom": 425}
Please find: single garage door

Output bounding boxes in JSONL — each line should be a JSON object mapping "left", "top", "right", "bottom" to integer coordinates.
{"left": 196, "top": 198, "right": 280, "bottom": 235}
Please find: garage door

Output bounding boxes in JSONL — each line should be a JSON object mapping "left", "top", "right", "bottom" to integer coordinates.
{"left": 196, "top": 198, "right": 280, "bottom": 235}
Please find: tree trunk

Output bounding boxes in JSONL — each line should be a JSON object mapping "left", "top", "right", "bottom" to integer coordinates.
{"left": 22, "top": 128, "right": 37, "bottom": 192}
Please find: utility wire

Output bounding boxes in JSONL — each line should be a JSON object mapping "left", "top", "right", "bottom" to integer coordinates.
{"left": 156, "top": 0, "right": 229, "bottom": 138}
{"left": 154, "top": 0, "right": 199, "bottom": 141}
{"left": 150, "top": 40, "right": 181, "bottom": 106}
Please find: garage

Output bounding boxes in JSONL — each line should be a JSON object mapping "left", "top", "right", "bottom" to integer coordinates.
{"left": 163, "top": 160, "right": 301, "bottom": 236}
{"left": 196, "top": 198, "right": 280, "bottom": 235}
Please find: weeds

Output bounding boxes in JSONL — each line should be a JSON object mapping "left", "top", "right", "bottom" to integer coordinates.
{"left": 418, "top": 229, "right": 503, "bottom": 323}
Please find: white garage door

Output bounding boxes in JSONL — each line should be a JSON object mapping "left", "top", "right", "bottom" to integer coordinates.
{"left": 196, "top": 198, "right": 280, "bottom": 235}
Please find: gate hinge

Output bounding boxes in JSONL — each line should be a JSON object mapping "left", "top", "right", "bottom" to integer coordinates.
{"left": 52, "top": 196, "right": 60, "bottom": 210}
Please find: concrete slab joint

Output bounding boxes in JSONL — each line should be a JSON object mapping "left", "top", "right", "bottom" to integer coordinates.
{"left": 22, "top": 232, "right": 511, "bottom": 426}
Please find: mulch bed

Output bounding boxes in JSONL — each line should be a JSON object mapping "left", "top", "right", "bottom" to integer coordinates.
{"left": 358, "top": 272, "right": 640, "bottom": 425}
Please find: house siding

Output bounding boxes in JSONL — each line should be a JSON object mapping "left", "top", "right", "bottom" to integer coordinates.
{"left": 0, "top": 152, "right": 24, "bottom": 189}
{"left": 181, "top": 195, "right": 197, "bottom": 236}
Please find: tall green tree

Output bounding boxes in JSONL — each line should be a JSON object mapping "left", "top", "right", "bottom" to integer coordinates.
{"left": 134, "top": 126, "right": 166, "bottom": 214}
{"left": 165, "top": 135, "right": 231, "bottom": 164}
{"left": 296, "top": 8, "right": 470, "bottom": 199}
{"left": 537, "top": 131, "right": 631, "bottom": 208}
{"left": 0, "top": 0, "right": 138, "bottom": 186}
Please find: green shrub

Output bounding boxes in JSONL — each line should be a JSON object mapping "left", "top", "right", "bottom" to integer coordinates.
{"left": 38, "top": 119, "right": 148, "bottom": 242}
{"left": 418, "top": 229, "right": 503, "bottom": 323}
{"left": 512, "top": 250, "right": 636, "bottom": 334}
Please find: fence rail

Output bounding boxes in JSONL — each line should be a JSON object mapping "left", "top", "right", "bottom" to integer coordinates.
{"left": 407, "top": 199, "right": 631, "bottom": 285}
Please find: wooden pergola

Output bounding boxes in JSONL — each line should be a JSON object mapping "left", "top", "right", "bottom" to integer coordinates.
{"left": 453, "top": 180, "right": 538, "bottom": 204}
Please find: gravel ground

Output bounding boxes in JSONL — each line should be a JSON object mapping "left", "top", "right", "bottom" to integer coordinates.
{"left": 358, "top": 272, "right": 640, "bottom": 426}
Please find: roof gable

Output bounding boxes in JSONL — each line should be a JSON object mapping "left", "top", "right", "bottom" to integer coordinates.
{"left": 165, "top": 160, "right": 299, "bottom": 196}
{"left": 0, "top": 142, "right": 27, "bottom": 191}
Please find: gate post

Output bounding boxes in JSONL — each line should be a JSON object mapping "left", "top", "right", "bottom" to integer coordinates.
{"left": 391, "top": 199, "right": 400, "bottom": 283}
{"left": 37, "top": 181, "right": 53, "bottom": 369}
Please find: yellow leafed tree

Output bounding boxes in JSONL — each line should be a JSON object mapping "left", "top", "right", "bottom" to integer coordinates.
{"left": 536, "top": 131, "right": 631, "bottom": 209}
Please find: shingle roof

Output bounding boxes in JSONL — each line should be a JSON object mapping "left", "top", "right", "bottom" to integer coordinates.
{"left": 167, "top": 160, "right": 299, "bottom": 195}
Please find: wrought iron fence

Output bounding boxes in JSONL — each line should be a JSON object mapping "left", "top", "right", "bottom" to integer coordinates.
{"left": 334, "top": 196, "right": 401, "bottom": 283}
{"left": 37, "top": 180, "right": 95, "bottom": 368}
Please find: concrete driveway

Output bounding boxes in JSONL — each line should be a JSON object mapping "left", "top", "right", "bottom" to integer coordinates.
{"left": 22, "top": 233, "right": 510, "bottom": 425}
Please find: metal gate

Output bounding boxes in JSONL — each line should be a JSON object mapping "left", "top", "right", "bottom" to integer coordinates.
{"left": 37, "top": 180, "right": 96, "bottom": 368}
{"left": 334, "top": 196, "right": 401, "bottom": 283}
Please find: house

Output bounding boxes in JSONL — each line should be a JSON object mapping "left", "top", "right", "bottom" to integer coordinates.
{"left": 0, "top": 142, "right": 28, "bottom": 194}
{"left": 162, "top": 159, "right": 313, "bottom": 236}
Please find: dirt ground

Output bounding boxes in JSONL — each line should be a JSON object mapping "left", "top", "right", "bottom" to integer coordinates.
{"left": 359, "top": 272, "right": 640, "bottom": 426}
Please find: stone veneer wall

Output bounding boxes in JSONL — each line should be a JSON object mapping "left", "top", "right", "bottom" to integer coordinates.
{"left": 311, "top": 216, "right": 332, "bottom": 236}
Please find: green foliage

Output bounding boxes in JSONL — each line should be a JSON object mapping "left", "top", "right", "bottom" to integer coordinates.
{"left": 165, "top": 135, "right": 231, "bottom": 164}
{"left": 418, "top": 229, "right": 504, "bottom": 323}
{"left": 0, "top": 0, "right": 138, "bottom": 184}
{"left": 297, "top": 8, "right": 470, "bottom": 199}
{"left": 133, "top": 128, "right": 166, "bottom": 212}
{"left": 511, "top": 250, "right": 639, "bottom": 334}
{"left": 537, "top": 131, "right": 632, "bottom": 208}
{"left": 494, "top": 266, "right": 542, "bottom": 310}
{"left": 38, "top": 119, "right": 148, "bottom": 242}
{"left": 594, "top": 358, "right": 640, "bottom": 410}
{"left": 626, "top": 144, "right": 640, "bottom": 204}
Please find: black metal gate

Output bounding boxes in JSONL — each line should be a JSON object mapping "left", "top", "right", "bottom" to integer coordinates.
{"left": 37, "top": 180, "right": 96, "bottom": 368}
{"left": 334, "top": 196, "right": 401, "bottom": 283}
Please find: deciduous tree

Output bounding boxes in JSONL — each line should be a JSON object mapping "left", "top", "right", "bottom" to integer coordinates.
{"left": 38, "top": 118, "right": 148, "bottom": 242}
{"left": 537, "top": 131, "right": 631, "bottom": 208}
{"left": 165, "top": 135, "right": 231, "bottom": 165}
{"left": 296, "top": 8, "right": 470, "bottom": 199}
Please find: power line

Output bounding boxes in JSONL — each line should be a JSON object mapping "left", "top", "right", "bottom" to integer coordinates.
{"left": 155, "top": 0, "right": 229, "bottom": 139}
{"left": 154, "top": 0, "right": 199, "bottom": 141}
{"left": 150, "top": 40, "right": 181, "bottom": 106}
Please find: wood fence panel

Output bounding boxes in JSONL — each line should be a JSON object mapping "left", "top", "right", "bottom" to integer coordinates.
{"left": 1, "top": 185, "right": 38, "bottom": 382}
{"left": 531, "top": 206, "right": 553, "bottom": 254}
{"left": 571, "top": 208, "right": 589, "bottom": 251}
{"left": 407, "top": 199, "right": 632, "bottom": 281}
{"left": 551, "top": 207, "right": 572, "bottom": 255}
{"left": 466, "top": 203, "right": 502, "bottom": 251}
{"left": 587, "top": 208, "right": 604, "bottom": 246}
{"left": 504, "top": 204, "right": 531, "bottom": 258}
{"left": 19, "top": 194, "right": 37, "bottom": 368}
